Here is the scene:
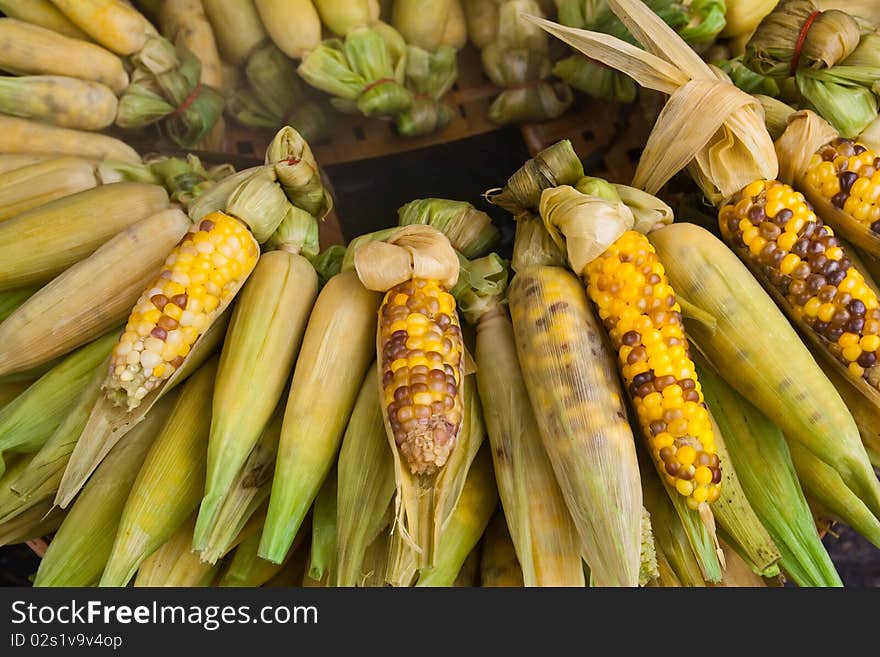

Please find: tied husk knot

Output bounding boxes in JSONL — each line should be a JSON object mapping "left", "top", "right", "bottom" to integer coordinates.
{"left": 224, "top": 167, "right": 290, "bottom": 244}
{"left": 744, "top": 0, "right": 861, "bottom": 77}
{"left": 523, "top": 1, "right": 779, "bottom": 204}
{"left": 774, "top": 109, "right": 839, "bottom": 184}
{"left": 266, "top": 126, "right": 333, "bottom": 220}
{"left": 451, "top": 253, "right": 509, "bottom": 325}
{"left": 397, "top": 197, "right": 499, "bottom": 258}
{"left": 353, "top": 225, "right": 460, "bottom": 291}
{"left": 540, "top": 184, "right": 634, "bottom": 276}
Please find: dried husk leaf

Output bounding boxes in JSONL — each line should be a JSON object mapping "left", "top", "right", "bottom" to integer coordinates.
{"left": 0, "top": 499, "right": 65, "bottom": 547}
{"left": 353, "top": 225, "right": 460, "bottom": 291}
{"left": 487, "top": 139, "right": 585, "bottom": 216}
{"left": 510, "top": 212, "right": 568, "bottom": 272}
{"left": 56, "top": 310, "right": 229, "bottom": 509}
{"left": 754, "top": 94, "right": 797, "bottom": 139}
{"left": 744, "top": 0, "right": 861, "bottom": 77}
{"left": 858, "top": 115, "right": 880, "bottom": 152}
{"left": 524, "top": 2, "right": 779, "bottom": 204}
{"left": 188, "top": 166, "right": 265, "bottom": 222}
{"left": 135, "top": 513, "right": 219, "bottom": 587}
{"left": 397, "top": 198, "right": 499, "bottom": 259}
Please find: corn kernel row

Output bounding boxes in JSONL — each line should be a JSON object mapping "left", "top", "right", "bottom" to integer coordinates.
{"left": 720, "top": 180, "right": 880, "bottom": 388}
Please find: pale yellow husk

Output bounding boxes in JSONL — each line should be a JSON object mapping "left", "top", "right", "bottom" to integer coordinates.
{"left": 0, "top": 115, "right": 141, "bottom": 162}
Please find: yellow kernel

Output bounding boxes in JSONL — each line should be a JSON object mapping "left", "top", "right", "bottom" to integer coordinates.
{"left": 742, "top": 226, "right": 759, "bottom": 245}
{"left": 804, "top": 297, "right": 822, "bottom": 317}
{"left": 393, "top": 293, "right": 408, "bottom": 306}
{"left": 749, "top": 236, "right": 767, "bottom": 256}
{"left": 861, "top": 334, "right": 880, "bottom": 352}
{"left": 818, "top": 303, "right": 836, "bottom": 323}
{"left": 675, "top": 479, "right": 694, "bottom": 497}
{"left": 849, "top": 362, "right": 865, "bottom": 378}
{"left": 676, "top": 445, "right": 697, "bottom": 466}
{"left": 643, "top": 392, "right": 662, "bottom": 408}
{"left": 742, "top": 180, "right": 766, "bottom": 198}
{"left": 826, "top": 246, "right": 843, "bottom": 261}
{"left": 777, "top": 231, "right": 798, "bottom": 252}
{"left": 412, "top": 392, "right": 433, "bottom": 406}
{"left": 391, "top": 358, "right": 408, "bottom": 372}
{"left": 692, "top": 486, "right": 709, "bottom": 503}
{"left": 852, "top": 177, "right": 871, "bottom": 200}
{"left": 843, "top": 344, "right": 863, "bottom": 362}
{"left": 784, "top": 216, "right": 805, "bottom": 234}
{"left": 839, "top": 332, "right": 860, "bottom": 348}
{"left": 668, "top": 418, "right": 688, "bottom": 435}
{"left": 779, "top": 253, "right": 801, "bottom": 275}
{"left": 694, "top": 466, "right": 713, "bottom": 485}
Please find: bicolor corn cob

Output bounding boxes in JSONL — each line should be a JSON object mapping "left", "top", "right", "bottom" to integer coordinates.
{"left": 720, "top": 179, "right": 880, "bottom": 387}
{"left": 586, "top": 231, "right": 721, "bottom": 509}
{"left": 803, "top": 139, "right": 880, "bottom": 234}
{"left": 379, "top": 279, "right": 464, "bottom": 475}
{"left": 105, "top": 211, "right": 258, "bottom": 409}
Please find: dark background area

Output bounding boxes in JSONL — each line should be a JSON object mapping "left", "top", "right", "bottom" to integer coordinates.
{"left": 2, "top": 128, "right": 879, "bottom": 588}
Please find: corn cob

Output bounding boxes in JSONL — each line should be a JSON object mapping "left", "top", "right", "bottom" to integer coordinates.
{"left": 254, "top": 0, "right": 321, "bottom": 60}
{"left": 134, "top": 514, "right": 219, "bottom": 587}
{"left": 480, "top": 511, "right": 525, "bottom": 587}
{"left": 260, "top": 270, "right": 380, "bottom": 563}
{"left": 0, "top": 0, "right": 90, "bottom": 40}
{"left": 4, "top": 359, "right": 107, "bottom": 522}
{"left": 313, "top": 0, "right": 379, "bottom": 36}
{"left": 0, "top": 115, "right": 141, "bottom": 163}
{"left": 649, "top": 222, "right": 880, "bottom": 521}
{"left": 159, "top": 0, "right": 224, "bottom": 89}
{"left": 49, "top": 0, "right": 155, "bottom": 56}
{"left": 0, "top": 75, "right": 117, "bottom": 132}
{"left": 787, "top": 439, "right": 880, "bottom": 548}
{"left": 100, "top": 358, "right": 217, "bottom": 587}
{"left": 104, "top": 212, "right": 259, "bottom": 410}
{"left": 222, "top": 530, "right": 300, "bottom": 588}
{"left": 697, "top": 355, "right": 842, "bottom": 586}
{"left": 57, "top": 308, "right": 227, "bottom": 509}
{"left": 336, "top": 369, "right": 396, "bottom": 587}
{"left": 0, "top": 154, "right": 58, "bottom": 176}
{"left": 0, "top": 209, "right": 190, "bottom": 378}
{"left": 509, "top": 264, "right": 644, "bottom": 587}
{"left": 195, "top": 249, "right": 317, "bottom": 549}
{"left": 201, "top": 0, "right": 269, "bottom": 65}
{"left": 34, "top": 393, "right": 176, "bottom": 587}
{"left": 0, "top": 288, "right": 38, "bottom": 325}
{"left": 309, "top": 467, "right": 338, "bottom": 583}
{"left": 415, "top": 446, "right": 498, "bottom": 587}
{"left": 0, "top": 331, "right": 117, "bottom": 476}
{"left": 0, "top": 182, "right": 169, "bottom": 292}
{"left": 0, "top": 499, "right": 66, "bottom": 547}
{"left": 0, "top": 157, "right": 107, "bottom": 222}
{"left": 198, "top": 410, "right": 283, "bottom": 565}
{"left": 465, "top": 255, "right": 584, "bottom": 586}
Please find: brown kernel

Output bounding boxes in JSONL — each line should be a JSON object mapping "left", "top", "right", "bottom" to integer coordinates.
{"left": 170, "top": 294, "right": 188, "bottom": 309}
{"left": 151, "top": 294, "right": 169, "bottom": 310}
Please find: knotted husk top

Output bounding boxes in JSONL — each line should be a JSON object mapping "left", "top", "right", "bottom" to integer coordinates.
{"left": 524, "top": 0, "right": 779, "bottom": 206}
{"left": 265, "top": 126, "right": 333, "bottom": 221}
{"left": 397, "top": 197, "right": 499, "bottom": 258}
{"left": 352, "top": 224, "right": 460, "bottom": 292}
{"left": 487, "top": 139, "right": 585, "bottom": 216}
{"left": 450, "top": 253, "right": 509, "bottom": 325}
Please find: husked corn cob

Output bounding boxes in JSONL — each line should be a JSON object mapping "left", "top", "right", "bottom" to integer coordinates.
{"left": 0, "top": 182, "right": 169, "bottom": 292}
{"left": 0, "top": 331, "right": 116, "bottom": 475}
{"left": 0, "top": 154, "right": 57, "bottom": 175}
{"left": 336, "top": 369, "right": 396, "bottom": 587}
{"left": 260, "top": 270, "right": 380, "bottom": 564}
{"left": 720, "top": 179, "right": 880, "bottom": 391}
{"left": 649, "top": 223, "right": 880, "bottom": 521}
{"left": 100, "top": 358, "right": 218, "bottom": 587}
{"left": 135, "top": 514, "right": 218, "bottom": 587}
{"left": 586, "top": 230, "right": 721, "bottom": 508}
{"left": 34, "top": 393, "right": 176, "bottom": 587}
{"left": 195, "top": 249, "right": 318, "bottom": 550}
{"left": 480, "top": 511, "right": 525, "bottom": 587}
{"left": 0, "top": 209, "right": 191, "bottom": 377}
{"left": 201, "top": 0, "right": 268, "bottom": 65}
{"left": 415, "top": 446, "right": 498, "bottom": 587}
{"left": 104, "top": 212, "right": 259, "bottom": 410}
{"left": 379, "top": 278, "right": 464, "bottom": 475}
{"left": 509, "top": 265, "right": 643, "bottom": 587}
{"left": 0, "top": 75, "right": 118, "bottom": 132}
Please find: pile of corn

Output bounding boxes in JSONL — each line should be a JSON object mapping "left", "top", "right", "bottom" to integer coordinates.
{"left": 1, "top": 0, "right": 880, "bottom": 588}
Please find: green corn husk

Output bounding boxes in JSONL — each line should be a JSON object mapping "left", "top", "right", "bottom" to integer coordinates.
{"left": 714, "top": 57, "right": 781, "bottom": 96}
{"left": 297, "top": 25, "right": 413, "bottom": 120}
{"left": 260, "top": 270, "right": 380, "bottom": 564}
{"left": 452, "top": 545, "right": 482, "bottom": 586}
{"left": 0, "top": 330, "right": 117, "bottom": 476}
{"left": 194, "top": 249, "right": 318, "bottom": 551}
{"left": 463, "top": 255, "right": 585, "bottom": 586}
{"left": 795, "top": 66, "right": 879, "bottom": 138}
{"left": 415, "top": 446, "right": 498, "bottom": 587}
{"left": 99, "top": 358, "right": 218, "bottom": 587}
{"left": 788, "top": 439, "right": 880, "bottom": 548}
{"left": 0, "top": 500, "right": 66, "bottom": 547}
{"left": 224, "top": 167, "right": 293, "bottom": 244}
{"left": 187, "top": 166, "right": 264, "bottom": 223}
{"left": 0, "top": 455, "right": 33, "bottom": 520}
{"left": 0, "top": 381, "right": 29, "bottom": 410}
{"left": 309, "top": 466, "right": 338, "bottom": 582}
{"left": 265, "top": 126, "right": 333, "bottom": 221}
{"left": 148, "top": 154, "right": 235, "bottom": 208}
{"left": 649, "top": 223, "right": 880, "bottom": 524}
{"left": 56, "top": 310, "right": 228, "bottom": 509}
{"left": 34, "top": 393, "right": 176, "bottom": 587}
{"left": 397, "top": 198, "right": 500, "bottom": 258}
{"left": 480, "top": 511, "right": 525, "bottom": 587}
{"left": 115, "top": 35, "right": 224, "bottom": 147}
{"left": 478, "top": 0, "right": 573, "bottom": 125}
{"left": 744, "top": 0, "right": 861, "bottom": 77}
{"left": 264, "top": 538, "right": 311, "bottom": 587}
{"left": 1, "top": 359, "right": 108, "bottom": 523}
{"left": 697, "top": 358, "right": 842, "bottom": 587}
{"left": 553, "top": 54, "right": 637, "bottom": 103}
{"left": 0, "top": 287, "right": 38, "bottom": 324}
{"left": 639, "top": 453, "right": 707, "bottom": 587}
{"left": 335, "top": 370, "right": 395, "bottom": 587}
{"left": 198, "top": 412, "right": 283, "bottom": 565}
{"left": 228, "top": 84, "right": 334, "bottom": 141}
{"left": 825, "top": 362, "right": 880, "bottom": 468}
{"left": 395, "top": 45, "right": 457, "bottom": 137}
{"left": 221, "top": 526, "right": 304, "bottom": 587}
{"left": 487, "top": 139, "right": 585, "bottom": 217}
{"left": 135, "top": 514, "right": 218, "bottom": 587}
{"left": 311, "top": 246, "right": 348, "bottom": 289}
{"left": 386, "top": 371, "right": 486, "bottom": 585}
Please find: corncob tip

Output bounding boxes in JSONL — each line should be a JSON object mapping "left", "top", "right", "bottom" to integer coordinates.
{"left": 380, "top": 279, "right": 464, "bottom": 476}
{"left": 104, "top": 211, "right": 258, "bottom": 409}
